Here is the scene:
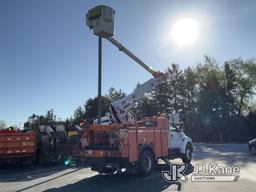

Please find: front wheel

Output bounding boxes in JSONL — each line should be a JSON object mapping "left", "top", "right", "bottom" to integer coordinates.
{"left": 182, "top": 143, "right": 192, "bottom": 164}
{"left": 139, "top": 150, "right": 155, "bottom": 176}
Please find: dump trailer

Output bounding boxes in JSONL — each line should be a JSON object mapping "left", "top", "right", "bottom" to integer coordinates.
{"left": 81, "top": 116, "right": 169, "bottom": 176}
{"left": 0, "top": 129, "right": 36, "bottom": 165}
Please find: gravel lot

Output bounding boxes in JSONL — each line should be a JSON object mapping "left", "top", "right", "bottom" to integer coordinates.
{"left": 0, "top": 143, "right": 255, "bottom": 192}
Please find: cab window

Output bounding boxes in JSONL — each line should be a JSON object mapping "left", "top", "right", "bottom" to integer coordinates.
{"left": 169, "top": 121, "right": 178, "bottom": 131}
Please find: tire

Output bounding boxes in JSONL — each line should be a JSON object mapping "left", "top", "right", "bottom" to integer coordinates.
{"left": 35, "top": 150, "right": 41, "bottom": 165}
{"left": 139, "top": 150, "right": 155, "bottom": 176}
{"left": 39, "top": 151, "right": 53, "bottom": 166}
{"left": 250, "top": 145, "right": 256, "bottom": 156}
{"left": 20, "top": 158, "right": 33, "bottom": 167}
{"left": 182, "top": 143, "right": 192, "bottom": 164}
{"left": 99, "top": 168, "right": 116, "bottom": 175}
{"left": 39, "top": 153, "right": 48, "bottom": 166}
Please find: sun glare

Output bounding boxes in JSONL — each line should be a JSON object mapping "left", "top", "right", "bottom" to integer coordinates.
{"left": 171, "top": 18, "right": 199, "bottom": 47}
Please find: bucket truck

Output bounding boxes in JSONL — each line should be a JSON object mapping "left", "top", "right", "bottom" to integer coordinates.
{"left": 80, "top": 5, "right": 193, "bottom": 176}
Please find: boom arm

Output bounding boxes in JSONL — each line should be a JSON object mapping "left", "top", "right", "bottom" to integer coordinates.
{"left": 106, "top": 37, "right": 166, "bottom": 124}
{"left": 110, "top": 75, "right": 165, "bottom": 124}
{"left": 86, "top": 6, "right": 166, "bottom": 124}
{"left": 107, "top": 37, "right": 157, "bottom": 77}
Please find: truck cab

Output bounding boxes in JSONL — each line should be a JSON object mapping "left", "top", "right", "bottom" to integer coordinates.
{"left": 168, "top": 122, "right": 193, "bottom": 163}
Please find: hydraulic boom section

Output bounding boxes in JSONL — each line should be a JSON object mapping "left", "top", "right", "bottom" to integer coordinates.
{"left": 107, "top": 37, "right": 156, "bottom": 76}
{"left": 86, "top": 5, "right": 167, "bottom": 125}
{"left": 110, "top": 74, "right": 165, "bottom": 124}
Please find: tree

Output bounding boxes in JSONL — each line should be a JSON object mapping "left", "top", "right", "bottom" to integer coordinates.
{"left": 136, "top": 95, "right": 158, "bottom": 118}
{"left": 73, "top": 106, "right": 85, "bottom": 124}
{"left": 82, "top": 88, "right": 126, "bottom": 123}
{"left": 152, "top": 80, "right": 170, "bottom": 113}
{"left": 46, "top": 109, "right": 56, "bottom": 122}
{"left": 195, "top": 56, "right": 229, "bottom": 142}
{"left": 224, "top": 62, "right": 236, "bottom": 96}
{"left": 167, "top": 63, "right": 185, "bottom": 112}
{"left": 182, "top": 67, "right": 198, "bottom": 136}
{"left": 0, "top": 120, "right": 7, "bottom": 129}
{"left": 224, "top": 62, "right": 239, "bottom": 117}
{"left": 84, "top": 96, "right": 111, "bottom": 123}
{"left": 152, "top": 63, "right": 185, "bottom": 114}
{"left": 108, "top": 87, "right": 126, "bottom": 102}
{"left": 183, "top": 67, "right": 197, "bottom": 112}
{"left": 226, "top": 58, "right": 256, "bottom": 115}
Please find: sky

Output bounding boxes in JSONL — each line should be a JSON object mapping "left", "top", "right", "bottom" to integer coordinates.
{"left": 0, "top": 0, "right": 256, "bottom": 126}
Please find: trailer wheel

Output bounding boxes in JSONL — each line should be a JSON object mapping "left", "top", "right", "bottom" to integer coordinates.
{"left": 35, "top": 150, "right": 41, "bottom": 165}
{"left": 19, "top": 158, "right": 33, "bottom": 167}
{"left": 182, "top": 143, "right": 192, "bottom": 164}
{"left": 139, "top": 150, "right": 155, "bottom": 176}
{"left": 37, "top": 151, "right": 51, "bottom": 166}
{"left": 39, "top": 153, "right": 47, "bottom": 165}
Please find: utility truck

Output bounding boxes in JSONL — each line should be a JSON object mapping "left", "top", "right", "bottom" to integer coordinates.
{"left": 81, "top": 5, "right": 193, "bottom": 176}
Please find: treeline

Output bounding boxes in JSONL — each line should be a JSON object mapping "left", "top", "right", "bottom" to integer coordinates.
{"left": 72, "top": 56, "right": 256, "bottom": 143}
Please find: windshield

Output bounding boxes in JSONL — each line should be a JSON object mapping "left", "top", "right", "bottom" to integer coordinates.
{"left": 169, "top": 121, "right": 178, "bottom": 131}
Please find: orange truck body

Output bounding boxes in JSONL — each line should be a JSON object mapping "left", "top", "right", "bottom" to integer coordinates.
{"left": 0, "top": 130, "right": 36, "bottom": 162}
{"left": 80, "top": 116, "right": 169, "bottom": 174}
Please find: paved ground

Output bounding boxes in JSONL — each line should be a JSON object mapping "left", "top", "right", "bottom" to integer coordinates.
{"left": 0, "top": 143, "right": 255, "bottom": 192}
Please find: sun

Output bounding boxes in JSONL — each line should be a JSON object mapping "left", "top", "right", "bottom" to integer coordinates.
{"left": 171, "top": 18, "right": 199, "bottom": 47}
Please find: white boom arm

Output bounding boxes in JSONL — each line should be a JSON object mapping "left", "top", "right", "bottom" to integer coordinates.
{"left": 105, "top": 37, "right": 166, "bottom": 124}
{"left": 107, "top": 37, "right": 156, "bottom": 76}
{"left": 110, "top": 75, "right": 165, "bottom": 124}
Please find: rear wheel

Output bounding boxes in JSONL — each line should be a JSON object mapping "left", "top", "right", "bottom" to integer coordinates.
{"left": 19, "top": 157, "right": 33, "bottom": 167}
{"left": 139, "top": 150, "right": 155, "bottom": 176}
{"left": 99, "top": 168, "right": 116, "bottom": 175}
{"left": 182, "top": 143, "right": 192, "bottom": 164}
{"left": 250, "top": 145, "right": 256, "bottom": 155}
